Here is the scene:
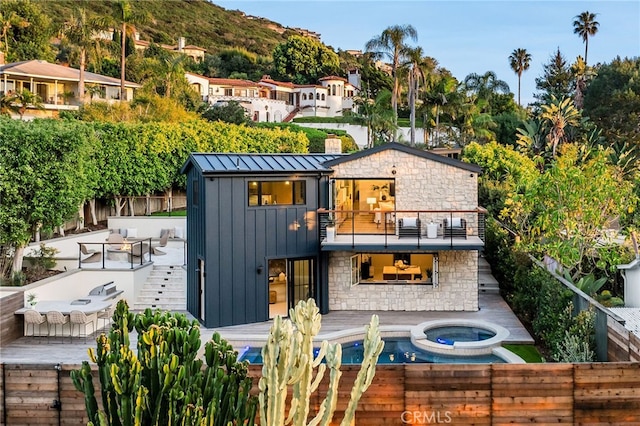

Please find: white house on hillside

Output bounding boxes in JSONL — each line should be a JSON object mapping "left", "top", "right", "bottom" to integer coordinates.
{"left": 186, "top": 70, "right": 361, "bottom": 123}
{"left": 0, "top": 59, "right": 140, "bottom": 119}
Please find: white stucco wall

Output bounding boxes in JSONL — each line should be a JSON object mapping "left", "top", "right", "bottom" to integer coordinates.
{"left": 296, "top": 123, "right": 431, "bottom": 148}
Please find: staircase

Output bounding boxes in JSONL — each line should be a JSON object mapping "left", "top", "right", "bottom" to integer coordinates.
{"left": 478, "top": 256, "right": 500, "bottom": 294}
{"left": 282, "top": 107, "right": 300, "bottom": 122}
{"left": 133, "top": 265, "right": 186, "bottom": 311}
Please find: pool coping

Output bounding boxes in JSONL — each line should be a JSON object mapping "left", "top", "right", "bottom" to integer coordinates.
{"left": 229, "top": 320, "right": 525, "bottom": 364}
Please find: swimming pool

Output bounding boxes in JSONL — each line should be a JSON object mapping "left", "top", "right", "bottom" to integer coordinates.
{"left": 238, "top": 338, "right": 506, "bottom": 364}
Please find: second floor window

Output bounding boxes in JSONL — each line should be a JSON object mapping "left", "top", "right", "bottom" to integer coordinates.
{"left": 248, "top": 180, "right": 306, "bottom": 206}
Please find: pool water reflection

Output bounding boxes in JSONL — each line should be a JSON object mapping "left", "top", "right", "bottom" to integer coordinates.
{"left": 239, "top": 338, "right": 505, "bottom": 364}
{"left": 425, "top": 326, "right": 497, "bottom": 345}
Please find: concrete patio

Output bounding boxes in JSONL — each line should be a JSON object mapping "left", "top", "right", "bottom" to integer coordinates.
{"left": 0, "top": 292, "right": 533, "bottom": 365}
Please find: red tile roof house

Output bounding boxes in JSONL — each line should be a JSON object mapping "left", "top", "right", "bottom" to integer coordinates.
{"left": 185, "top": 71, "right": 360, "bottom": 123}
{"left": 0, "top": 59, "right": 141, "bottom": 119}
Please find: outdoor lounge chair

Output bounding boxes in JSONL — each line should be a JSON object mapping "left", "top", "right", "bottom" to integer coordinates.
{"left": 106, "top": 233, "right": 124, "bottom": 249}
{"left": 398, "top": 217, "right": 421, "bottom": 238}
{"left": 443, "top": 217, "right": 467, "bottom": 239}
{"left": 80, "top": 244, "right": 103, "bottom": 263}
{"left": 129, "top": 242, "right": 150, "bottom": 262}
{"left": 151, "top": 232, "right": 169, "bottom": 256}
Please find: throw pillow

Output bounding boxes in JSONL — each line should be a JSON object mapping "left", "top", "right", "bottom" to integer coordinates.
{"left": 174, "top": 226, "right": 184, "bottom": 239}
{"left": 403, "top": 218, "right": 417, "bottom": 227}
{"left": 126, "top": 228, "right": 138, "bottom": 238}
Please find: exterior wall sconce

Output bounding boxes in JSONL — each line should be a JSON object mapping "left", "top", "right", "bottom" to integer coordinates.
{"left": 391, "top": 165, "right": 397, "bottom": 175}
{"left": 470, "top": 173, "right": 474, "bottom": 177}
{"left": 257, "top": 265, "right": 264, "bottom": 274}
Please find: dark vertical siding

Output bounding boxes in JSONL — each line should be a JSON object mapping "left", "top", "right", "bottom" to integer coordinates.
{"left": 231, "top": 178, "right": 247, "bottom": 325}
{"left": 318, "top": 176, "right": 330, "bottom": 313}
{"left": 188, "top": 173, "right": 323, "bottom": 328}
{"left": 185, "top": 168, "right": 205, "bottom": 322}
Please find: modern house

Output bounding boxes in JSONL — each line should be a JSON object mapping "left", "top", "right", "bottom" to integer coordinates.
{"left": 0, "top": 59, "right": 140, "bottom": 118}
{"left": 185, "top": 71, "right": 360, "bottom": 123}
{"left": 181, "top": 140, "right": 483, "bottom": 328}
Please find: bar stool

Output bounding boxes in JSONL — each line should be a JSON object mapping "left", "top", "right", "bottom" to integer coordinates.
{"left": 24, "top": 309, "right": 46, "bottom": 341}
{"left": 70, "top": 310, "right": 96, "bottom": 342}
{"left": 46, "top": 311, "right": 69, "bottom": 343}
{"left": 97, "top": 304, "right": 116, "bottom": 331}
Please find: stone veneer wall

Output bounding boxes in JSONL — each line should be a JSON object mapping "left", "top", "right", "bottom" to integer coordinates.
{"left": 328, "top": 251, "right": 478, "bottom": 311}
{"left": 331, "top": 148, "right": 479, "bottom": 231}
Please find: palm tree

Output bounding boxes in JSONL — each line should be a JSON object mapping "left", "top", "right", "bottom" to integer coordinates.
{"left": 424, "top": 75, "right": 457, "bottom": 145}
{"left": 540, "top": 96, "right": 581, "bottom": 157}
{"left": 111, "top": 0, "right": 151, "bottom": 101}
{"left": 403, "top": 46, "right": 429, "bottom": 146}
{"left": 10, "top": 89, "right": 43, "bottom": 119}
{"left": 0, "top": 92, "right": 19, "bottom": 116}
{"left": 0, "top": 10, "right": 28, "bottom": 60}
{"left": 463, "top": 71, "right": 510, "bottom": 113}
{"left": 573, "top": 11, "right": 599, "bottom": 66}
{"left": 365, "top": 24, "right": 418, "bottom": 136}
{"left": 509, "top": 48, "right": 532, "bottom": 106}
{"left": 63, "top": 8, "right": 105, "bottom": 103}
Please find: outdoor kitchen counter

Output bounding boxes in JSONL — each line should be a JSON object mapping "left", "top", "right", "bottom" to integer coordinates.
{"left": 15, "top": 300, "right": 112, "bottom": 315}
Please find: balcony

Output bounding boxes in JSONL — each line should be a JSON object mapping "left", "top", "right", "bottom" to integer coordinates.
{"left": 319, "top": 208, "right": 486, "bottom": 251}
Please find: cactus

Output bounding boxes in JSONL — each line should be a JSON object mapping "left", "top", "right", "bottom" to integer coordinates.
{"left": 70, "top": 361, "right": 100, "bottom": 425}
{"left": 72, "top": 300, "right": 257, "bottom": 426}
{"left": 258, "top": 299, "right": 384, "bottom": 426}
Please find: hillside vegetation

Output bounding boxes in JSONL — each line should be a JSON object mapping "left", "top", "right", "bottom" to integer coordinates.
{"left": 39, "top": 0, "right": 293, "bottom": 57}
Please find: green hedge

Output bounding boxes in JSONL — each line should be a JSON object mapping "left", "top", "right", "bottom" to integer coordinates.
{"left": 256, "top": 122, "right": 358, "bottom": 153}
{"left": 483, "top": 217, "right": 595, "bottom": 361}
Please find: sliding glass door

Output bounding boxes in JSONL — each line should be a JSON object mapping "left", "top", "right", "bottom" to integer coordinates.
{"left": 288, "top": 258, "right": 315, "bottom": 309}
{"left": 268, "top": 257, "right": 316, "bottom": 319}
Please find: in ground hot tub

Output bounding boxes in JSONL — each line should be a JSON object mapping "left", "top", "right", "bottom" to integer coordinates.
{"left": 410, "top": 319, "right": 514, "bottom": 360}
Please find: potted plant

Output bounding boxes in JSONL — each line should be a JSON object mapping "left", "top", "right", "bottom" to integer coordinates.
{"left": 26, "top": 293, "right": 38, "bottom": 308}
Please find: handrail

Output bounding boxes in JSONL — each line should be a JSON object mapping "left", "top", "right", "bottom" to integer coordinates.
{"left": 318, "top": 208, "right": 483, "bottom": 247}
{"left": 78, "top": 237, "right": 153, "bottom": 270}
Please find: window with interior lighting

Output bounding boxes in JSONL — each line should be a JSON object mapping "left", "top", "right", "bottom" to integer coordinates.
{"left": 354, "top": 253, "right": 438, "bottom": 285}
{"left": 248, "top": 180, "right": 306, "bottom": 206}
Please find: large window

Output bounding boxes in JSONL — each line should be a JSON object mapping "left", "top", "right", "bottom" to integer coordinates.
{"left": 355, "top": 253, "right": 438, "bottom": 285}
{"left": 248, "top": 180, "right": 306, "bottom": 206}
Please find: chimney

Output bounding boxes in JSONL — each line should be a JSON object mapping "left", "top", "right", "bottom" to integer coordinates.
{"left": 324, "top": 134, "right": 342, "bottom": 154}
{"left": 178, "top": 37, "right": 186, "bottom": 52}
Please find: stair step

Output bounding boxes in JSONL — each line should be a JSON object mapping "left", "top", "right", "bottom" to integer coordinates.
{"left": 134, "top": 265, "right": 186, "bottom": 312}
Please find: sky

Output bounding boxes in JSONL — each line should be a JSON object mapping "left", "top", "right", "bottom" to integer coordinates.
{"left": 214, "top": 0, "right": 640, "bottom": 106}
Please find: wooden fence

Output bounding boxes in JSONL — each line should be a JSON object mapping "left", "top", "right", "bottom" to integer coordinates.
{"left": 0, "top": 293, "right": 23, "bottom": 347}
{"left": 608, "top": 316, "right": 640, "bottom": 362}
{"left": 2, "top": 362, "right": 639, "bottom": 425}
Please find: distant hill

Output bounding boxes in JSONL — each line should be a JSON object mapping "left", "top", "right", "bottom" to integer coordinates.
{"left": 40, "top": 0, "right": 296, "bottom": 57}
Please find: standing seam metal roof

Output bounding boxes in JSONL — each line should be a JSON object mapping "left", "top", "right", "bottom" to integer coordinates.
{"left": 189, "top": 153, "right": 343, "bottom": 174}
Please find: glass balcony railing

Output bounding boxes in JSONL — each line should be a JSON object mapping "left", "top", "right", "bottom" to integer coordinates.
{"left": 319, "top": 208, "right": 486, "bottom": 248}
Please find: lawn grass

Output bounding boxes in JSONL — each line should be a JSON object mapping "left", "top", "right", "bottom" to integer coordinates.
{"left": 503, "top": 344, "right": 545, "bottom": 363}
{"left": 150, "top": 210, "right": 187, "bottom": 217}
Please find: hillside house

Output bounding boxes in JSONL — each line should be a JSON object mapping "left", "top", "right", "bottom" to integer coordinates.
{"left": 181, "top": 141, "right": 483, "bottom": 327}
{"left": 0, "top": 59, "right": 140, "bottom": 119}
{"left": 185, "top": 71, "right": 361, "bottom": 123}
